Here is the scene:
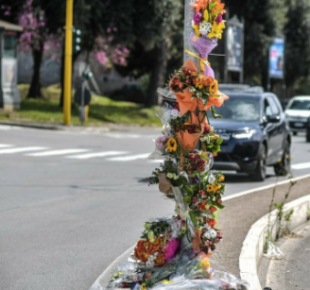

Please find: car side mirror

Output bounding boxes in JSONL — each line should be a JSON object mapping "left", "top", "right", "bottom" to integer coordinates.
{"left": 267, "top": 114, "right": 280, "bottom": 123}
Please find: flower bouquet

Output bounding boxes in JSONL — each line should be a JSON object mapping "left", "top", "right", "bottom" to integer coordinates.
{"left": 101, "top": 1, "right": 251, "bottom": 289}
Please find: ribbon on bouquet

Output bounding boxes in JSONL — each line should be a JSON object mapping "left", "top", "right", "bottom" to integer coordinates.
{"left": 185, "top": 49, "right": 210, "bottom": 72}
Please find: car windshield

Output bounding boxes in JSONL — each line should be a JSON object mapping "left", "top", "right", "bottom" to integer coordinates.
{"left": 208, "top": 96, "right": 260, "bottom": 121}
{"left": 288, "top": 99, "right": 310, "bottom": 111}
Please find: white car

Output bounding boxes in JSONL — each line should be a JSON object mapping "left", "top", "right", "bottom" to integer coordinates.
{"left": 285, "top": 96, "right": 310, "bottom": 135}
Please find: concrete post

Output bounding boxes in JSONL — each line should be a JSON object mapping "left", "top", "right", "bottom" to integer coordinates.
{"left": 183, "top": 0, "right": 198, "bottom": 67}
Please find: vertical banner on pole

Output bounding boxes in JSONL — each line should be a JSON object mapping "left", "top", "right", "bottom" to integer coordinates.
{"left": 269, "top": 37, "right": 285, "bottom": 79}
{"left": 225, "top": 15, "right": 244, "bottom": 83}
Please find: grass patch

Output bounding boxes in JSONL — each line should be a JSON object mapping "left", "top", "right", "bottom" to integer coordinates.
{"left": 0, "top": 85, "right": 161, "bottom": 127}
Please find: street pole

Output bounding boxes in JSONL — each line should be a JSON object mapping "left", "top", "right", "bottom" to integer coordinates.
{"left": 63, "top": 0, "right": 73, "bottom": 125}
{"left": 0, "top": 27, "right": 4, "bottom": 108}
{"left": 184, "top": 0, "right": 197, "bottom": 66}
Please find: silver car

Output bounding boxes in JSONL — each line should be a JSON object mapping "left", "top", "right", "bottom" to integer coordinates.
{"left": 285, "top": 96, "right": 310, "bottom": 135}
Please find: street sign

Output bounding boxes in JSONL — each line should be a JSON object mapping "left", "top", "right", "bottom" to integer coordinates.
{"left": 269, "top": 37, "right": 285, "bottom": 79}
{"left": 226, "top": 25, "right": 243, "bottom": 72}
{"left": 224, "top": 15, "right": 244, "bottom": 83}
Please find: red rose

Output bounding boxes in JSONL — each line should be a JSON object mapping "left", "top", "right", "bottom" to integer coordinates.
{"left": 199, "top": 190, "right": 207, "bottom": 197}
{"left": 197, "top": 203, "right": 207, "bottom": 210}
{"left": 192, "top": 197, "right": 198, "bottom": 203}
{"left": 203, "top": 125, "right": 211, "bottom": 134}
{"left": 173, "top": 103, "right": 180, "bottom": 110}
{"left": 209, "top": 206, "right": 217, "bottom": 214}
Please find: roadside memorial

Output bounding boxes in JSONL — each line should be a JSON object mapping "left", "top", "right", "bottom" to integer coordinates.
{"left": 103, "top": 1, "right": 250, "bottom": 289}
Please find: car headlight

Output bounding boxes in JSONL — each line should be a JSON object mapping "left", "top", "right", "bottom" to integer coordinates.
{"left": 232, "top": 129, "right": 257, "bottom": 139}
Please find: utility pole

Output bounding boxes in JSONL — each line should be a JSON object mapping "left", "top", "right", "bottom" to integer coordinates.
{"left": 0, "top": 27, "right": 4, "bottom": 108}
{"left": 184, "top": 0, "right": 197, "bottom": 66}
{"left": 63, "top": 0, "right": 73, "bottom": 125}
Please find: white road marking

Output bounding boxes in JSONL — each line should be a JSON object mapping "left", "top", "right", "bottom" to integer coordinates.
{"left": 107, "top": 153, "right": 150, "bottom": 162}
{"left": 105, "top": 133, "right": 141, "bottom": 139}
{"left": 27, "top": 149, "right": 90, "bottom": 157}
{"left": 0, "top": 125, "right": 20, "bottom": 130}
{"left": 0, "top": 147, "right": 47, "bottom": 154}
{"left": 149, "top": 159, "right": 164, "bottom": 163}
{"left": 292, "top": 162, "right": 310, "bottom": 170}
{"left": 0, "top": 144, "right": 13, "bottom": 148}
{"left": 67, "top": 151, "right": 128, "bottom": 160}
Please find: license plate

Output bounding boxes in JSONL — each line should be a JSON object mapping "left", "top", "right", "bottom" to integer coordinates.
{"left": 294, "top": 122, "right": 304, "bottom": 127}
{"left": 220, "top": 134, "right": 231, "bottom": 141}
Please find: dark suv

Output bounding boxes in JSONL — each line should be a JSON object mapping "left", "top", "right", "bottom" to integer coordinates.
{"left": 209, "top": 92, "right": 291, "bottom": 181}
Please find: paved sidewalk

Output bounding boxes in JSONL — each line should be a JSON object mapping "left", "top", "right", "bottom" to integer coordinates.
{"left": 216, "top": 176, "right": 310, "bottom": 278}
{"left": 262, "top": 221, "right": 310, "bottom": 290}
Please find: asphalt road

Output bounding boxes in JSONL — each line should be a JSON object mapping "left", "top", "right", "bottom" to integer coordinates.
{"left": 1, "top": 125, "right": 310, "bottom": 290}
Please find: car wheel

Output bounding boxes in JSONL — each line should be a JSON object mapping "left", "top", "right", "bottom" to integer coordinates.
{"left": 293, "top": 132, "right": 298, "bottom": 136}
{"left": 306, "top": 131, "right": 310, "bottom": 143}
{"left": 250, "top": 145, "right": 267, "bottom": 181}
{"left": 274, "top": 141, "right": 291, "bottom": 176}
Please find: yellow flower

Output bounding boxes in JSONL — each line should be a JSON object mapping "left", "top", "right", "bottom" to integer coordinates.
{"left": 206, "top": 185, "right": 213, "bottom": 192}
{"left": 209, "top": 79, "right": 218, "bottom": 94}
{"left": 208, "top": 21, "right": 226, "bottom": 39}
{"left": 203, "top": 10, "right": 209, "bottom": 22}
{"left": 193, "top": 24, "right": 200, "bottom": 37}
{"left": 201, "top": 256, "right": 211, "bottom": 270}
{"left": 166, "top": 137, "right": 177, "bottom": 152}
{"left": 218, "top": 175, "right": 225, "bottom": 182}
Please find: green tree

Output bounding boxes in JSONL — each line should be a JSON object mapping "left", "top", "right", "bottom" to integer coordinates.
{"left": 224, "top": 0, "right": 276, "bottom": 86}
{"left": 100, "top": 0, "right": 183, "bottom": 106}
{"left": 284, "top": 0, "right": 310, "bottom": 88}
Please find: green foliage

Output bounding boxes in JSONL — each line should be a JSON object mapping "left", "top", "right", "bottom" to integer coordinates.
{"left": 141, "top": 221, "right": 171, "bottom": 240}
{"left": 264, "top": 179, "right": 297, "bottom": 252}
{"left": 0, "top": 85, "right": 161, "bottom": 126}
{"left": 224, "top": 0, "right": 276, "bottom": 83}
{"left": 284, "top": 0, "right": 310, "bottom": 87}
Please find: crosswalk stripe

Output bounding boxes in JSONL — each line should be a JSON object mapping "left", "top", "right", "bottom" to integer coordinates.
{"left": 292, "top": 162, "right": 310, "bottom": 170}
{"left": 105, "top": 133, "right": 141, "bottom": 139}
{"left": 0, "top": 147, "right": 47, "bottom": 154}
{"left": 0, "top": 144, "right": 13, "bottom": 148}
{"left": 67, "top": 151, "right": 128, "bottom": 160}
{"left": 27, "top": 149, "right": 90, "bottom": 157}
{"left": 149, "top": 159, "right": 164, "bottom": 163}
{"left": 107, "top": 153, "right": 150, "bottom": 162}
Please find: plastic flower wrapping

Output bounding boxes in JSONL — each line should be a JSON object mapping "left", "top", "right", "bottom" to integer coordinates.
{"left": 101, "top": 1, "right": 250, "bottom": 290}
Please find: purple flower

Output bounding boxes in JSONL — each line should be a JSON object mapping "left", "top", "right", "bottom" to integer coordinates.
{"left": 216, "top": 14, "right": 223, "bottom": 24}
{"left": 193, "top": 13, "right": 203, "bottom": 26}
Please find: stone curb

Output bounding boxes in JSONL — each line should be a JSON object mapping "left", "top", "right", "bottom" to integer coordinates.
{"left": 239, "top": 194, "right": 310, "bottom": 290}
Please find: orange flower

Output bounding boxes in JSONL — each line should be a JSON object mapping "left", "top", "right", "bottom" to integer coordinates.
{"left": 191, "top": 0, "right": 208, "bottom": 13}
{"left": 134, "top": 238, "right": 162, "bottom": 262}
{"left": 211, "top": 0, "right": 226, "bottom": 14}
{"left": 202, "top": 76, "right": 214, "bottom": 87}
{"left": 207, "top": 218, "right": 217, "bottom": 227}
{"left": 154, "top": 252, "right": 166, "bottom": 266}
{"left": 205, "top": 91, "right": 229, "bottom": 110}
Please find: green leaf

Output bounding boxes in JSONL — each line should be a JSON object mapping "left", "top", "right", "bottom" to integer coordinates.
{"left": 184, "top": 185, "right": 194, "bottom": 195}
{"left": 211, "top": 106, "right": 223, "bottom": 119}
{"left": 189, "top": 211, "right": 198, "bottom": 227}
